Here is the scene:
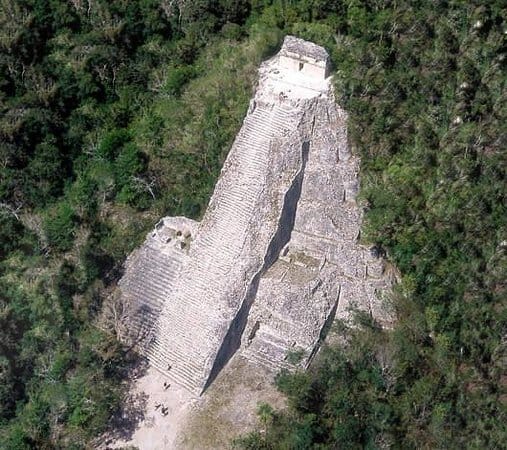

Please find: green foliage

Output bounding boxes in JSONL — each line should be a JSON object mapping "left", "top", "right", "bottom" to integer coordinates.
{"left": 0, "top": 214, "right": 24, "bottom": 258}
{"left": 1, "top": 0, "right": 505, "bottom": 448}
{"left": 285, "top": 348, "right": 306, "bottom": 365}
{"left": 44, "top": 201, "right": 76, "bottom": 252}
{"left": 162, "top": 65, "right": 197, "bottom": 96}
{"left": 26, "top": 137, "right": 66, "bottom": 206}
{"left": 97, "top": 129, "right": 131, "bottom": 161}
{"left": 0, "top": 1, "right": 255, "bottom": 446}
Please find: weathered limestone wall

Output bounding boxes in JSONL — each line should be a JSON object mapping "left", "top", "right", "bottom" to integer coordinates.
{"left": 278, "top": 36, "right": 330, "bottom": 79}
{"left": 241, "top": 94, "right": 391, "bottom": 371}
{"left": 118, "top": 36, "right": 391, "bottom": 395}
{"left": 279, "top": 55, "right": 327, "bottom": 79}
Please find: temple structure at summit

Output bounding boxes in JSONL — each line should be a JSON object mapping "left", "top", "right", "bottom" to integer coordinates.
{"left": 118, "top": 36, "right": 391, "bottom": 395}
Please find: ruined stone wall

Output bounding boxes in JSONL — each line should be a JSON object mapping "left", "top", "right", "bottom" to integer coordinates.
{"left": 241, "top": 94, "right": 391, "bottom": 371}
{"left": 279, "top": 55, "right": 327, "bottom": 79}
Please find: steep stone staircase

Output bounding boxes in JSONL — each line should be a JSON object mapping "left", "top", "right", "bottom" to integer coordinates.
{"left": 147, "top": 104, "right": 301, "bottom": 393}
{"left": 120, "top": 244, "right": 186, "bottom": 343}
{"left": 242, "top": 326, "right": 294, "bottom": 372}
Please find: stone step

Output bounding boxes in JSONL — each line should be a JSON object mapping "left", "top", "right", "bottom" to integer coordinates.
{"left": 198, "top": 233, "right": 244, "bottom": 256}
{"left": 234, "top": 135, "right": 268, "bottom": 148}
{"left": 205, "top": 209, "right": 251, "bottom": 232}
{"left": 236, "top": 154, "right": 269, "bottom": 169}
{"left": 149, "top": 356, "right": 202, "bottom": 394}
{"left": 272, "top": 111, "right": 294, "bottom": 122}
{"left": 242, "top": 329, "right": 295, "bottom": 372}
{"left": 128, "top": 274, "right": 171, "bottom": 299}
{"left": 236, "top": 160, "right": 269, "bottom": 174}
{"left": 233, "top": 158, "right": 269, "bottom": 175}
{"left": 184, "top": 252, "right": 227, "bottom": 273}
{"left": 257, "top": 117, "right": 291, "bottom": 131}
{"left": 214, "top": 198, "right": 253, "bottom": 220}
{"left": 185, "top": 258, "right": 231, "bottom": 281}
{"left": 239, "top": 127, "right": 282, "bottom": 142}
{"left": 146, "top": 245, "right": 184, "bottom": 261}
{"left": 243, "top": 349, "right": 284, "bottom": 372}
{"left": 194, "top": 247, "right": 239, "bottom": 269}
{"left": 238, "top": 159, "right": 269, "bottom": 171}
{"left": 156, "top": 296, "right": 207, "bottom": 324}
{"left": 172, "top": 290, "right": 223, "bottom": 319}
{"left": 217, "top": 177, "right": 258, "bottom": 194}
{"left": 200, "top": 220, "right": 250, "bottom": 243}
{"left": 140, "top": 101, "right": 303, "bottom": 393}
{"left": 179, "top": 260, "right": 228, "bottom": 287}
{"left": 240, "top": 127, "right": 276, "bottom": 140}
{"left": 153, "top": 331, "right": 197, "bottom": 353}
{"left": 256, "top": 329, "right": 291, "bottom": 349}
{"left": 237, "top": 163, "right": 269, "bottom": 177}
{"left": 217, "top": 201, "right": 253, "bottom": 220}
{"left": 143, "top": 250, "right": 184, "bottom": 273}
{"left": 132, "top": 320, "right": 157, "bottom": 342}
{"left": 158, "top": 289, "right": 223, "bottom": 329}
{"left": 247, "top": 111, "right": 290, "bottom": 127}
{"left": 157, "top": 303, "right": 214, "bottom": 336}
{"left": 127, "top": 254, "right": 182, "bottom": 288}
{"left": 243, "top": 342, "right": 291, "bottom": 372}
{"left": 139, "top": 268, "right": 179, "bottom": 286}
{"left": 241, "top": 128, "right": 279, "bottom": 143}
{"left": 208, "top": 215, "right": 250, "bottom": 237}
{"left": 234, "top": 180, "right": 263, "bottom": 194}
{"left": 132, "top": 305, "right": 160, "bottom": 324}
{"left": 160, "top": 273, "right": 213, "bottom": 302}
{"left": 237, "top": 124, "right": 274, "bottom": 138}
{"left": 140, "top": 272, "right": 176, "bottom": 291}
{"left": 246, "top": 110, "right": 285, "bottom": 124}
{"left": 149, "top": 340, "right": 203, "bottom": 375}
{"left": 139, "top": 264, "right": 179, "bottom": 286}
{"left": 153, "top": 361, "right": 203, "bottom": 394}
{"left": 222, "top": 184, "right": 256, "bottom": 200}
{"left": 241, "top": 144, "right": 270, "bottom": 157}
{"left": 133, "top": 314, "right": 157, "bottom": 330}
{"left": 149, "top": 339, "right": 213, "bottom": 390}
{"left": 147, "top": 253, "right": 184, "bottom": 270}
{"left": 194, "top": 245, "right": 237, "bottom": 269}
{"left": 128, "top": 319, "right": 151, "bottom": 339}
{"left": 128, "top": 284, "right": 167, "bottom": 310}
{"left": 156, "top": 305, "right": 212, "bottom": 344}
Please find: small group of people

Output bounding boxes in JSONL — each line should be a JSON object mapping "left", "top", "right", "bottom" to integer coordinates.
{"left": 155, "top": 403, "right": 169, "bottom": 416}
{"left": 163, "top": 365, "right": 172, "bottom": 391}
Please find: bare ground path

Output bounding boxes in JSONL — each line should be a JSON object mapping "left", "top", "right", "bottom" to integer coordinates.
{"left": 101, "top": 355, "right": 285, "bottom": 449}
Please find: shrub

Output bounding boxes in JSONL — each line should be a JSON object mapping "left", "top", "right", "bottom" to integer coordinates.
{"left": 44, "top": 202, "right": 76, "bottom": 252}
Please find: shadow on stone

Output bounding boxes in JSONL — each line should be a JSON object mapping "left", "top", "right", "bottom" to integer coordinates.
{"left": 203, "top": 141, "right": 310, "bottom": 392}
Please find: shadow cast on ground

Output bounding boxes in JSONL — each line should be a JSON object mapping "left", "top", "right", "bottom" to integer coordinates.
{"left": 98, "top": 356, "right": 150, "bottom": 448}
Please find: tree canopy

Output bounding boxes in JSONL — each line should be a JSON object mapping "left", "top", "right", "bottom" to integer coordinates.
{"left": 0, "top": 0, "right": 505, "bottom": 448}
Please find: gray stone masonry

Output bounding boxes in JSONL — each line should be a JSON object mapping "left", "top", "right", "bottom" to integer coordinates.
{"left": 118, "top": 37, "right": 392, "bottom": 395}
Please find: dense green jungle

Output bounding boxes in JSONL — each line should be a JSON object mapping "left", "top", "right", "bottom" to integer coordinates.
{"left": 0, "top": 1, "right": 505, "bottom": 448}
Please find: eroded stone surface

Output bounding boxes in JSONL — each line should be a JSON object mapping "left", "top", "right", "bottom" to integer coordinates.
{"left": 118, "top": 36, "right": 392, "bottom": 395}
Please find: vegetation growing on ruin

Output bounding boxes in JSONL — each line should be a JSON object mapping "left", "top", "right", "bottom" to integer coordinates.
{"left": 0, "top": 0, "right": 505, "bottom": 448}
{"left": 236, "top": 1, "right": 507, "bottom": 448}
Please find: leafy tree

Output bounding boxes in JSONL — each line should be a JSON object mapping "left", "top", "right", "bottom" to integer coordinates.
{"left": 44, "top": 201, "right": 76, "bottom": 252}
{"left": 1, "top": 1, "right": 505, "bottom": 447}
